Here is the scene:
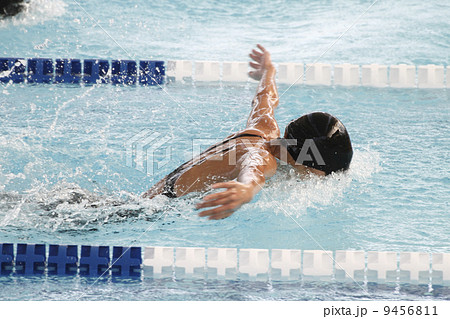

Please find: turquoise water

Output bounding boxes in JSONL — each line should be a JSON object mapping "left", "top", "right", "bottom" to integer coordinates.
{"left": 0, "top": 0, "right": 449, "bottom": 301}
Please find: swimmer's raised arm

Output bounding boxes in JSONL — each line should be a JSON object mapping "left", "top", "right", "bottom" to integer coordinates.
{"left": 195, "top": 45, "right": 281, "bottom": 220}
{"left": 247, "top": 44, "right": 280, "bottom": 139}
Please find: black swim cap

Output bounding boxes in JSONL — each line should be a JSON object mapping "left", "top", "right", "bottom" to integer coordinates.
{"left": 284, "top": 112, "right": 353, "bottom": 175}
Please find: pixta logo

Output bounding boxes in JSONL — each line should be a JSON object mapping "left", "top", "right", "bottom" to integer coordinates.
{"left": 269, "top": 138, "right": 325, "bottom": 166}
{"left": 125, "top": 129, "right": 171, "bottom": 175}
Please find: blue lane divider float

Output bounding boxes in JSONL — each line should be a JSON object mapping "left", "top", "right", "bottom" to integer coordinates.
{"left": 111, "top": 246, "right": 142, "bottom": 276}
{"left": 27, "top": 58, "right": 54, "bottom": 83}
{"left": 0, "top": 243, "right": 14, "bottom": 275}
{"left": 139, "top": 60, "right": 165, "bottom": 85}
{"left": 47, "top": 245, "right": 78, "bottom": 275}
{"left": 83, "top": 59, "right": 109, "bottom": 84}
{"left": 15, "top": 244, "right": 46, "bottom": 275}
{"left": 55, "top": 59, "right": 82, "bottom": 84}
{"left": 79, "top": 245, "right": 110, "bottom": 276}
{"left": 111, "top": 60, "right": 137, "bottom": 85}
{"left": 0, "top": 57, "right": 165, "bottom": 85}
{"left": 0, "top": 58, "right": 26, "bottom": 83}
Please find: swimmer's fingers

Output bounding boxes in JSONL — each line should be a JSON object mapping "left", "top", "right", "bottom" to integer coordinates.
{"left": 249, "top": 62, "right": 260, "bottom": 70}
{"left": 249, "top": 44, "right": 271, "bottom": 79}
{"left": 197, "top": 181, "right": 252, "bottom": 219}
{"left": 249, "top": 53, "right": 262, "bottom": 64}
{"left": 256, "top": 44, "right": 266, "bottom": 53}
{"left": 196, "top": 184, "right": 234, "bottom": 208}
{"left": 252, "top": 49, "right": 263, "bottom": 57}
{"left": 196, "top": 195, "right": 233, "bottom": 209}
{"left": 249, "top": 71, "right": 262, "bottom": 81}
{"left": 201, "top": 184, "right": 235, "bottom": 202}
{"left": 198, "top": 204, "right": 235, "bottom": 220}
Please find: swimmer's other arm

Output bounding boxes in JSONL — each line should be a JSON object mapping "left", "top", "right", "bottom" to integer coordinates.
{"left": 195, "top": 166, "right": 267, "bottom": 220}
{"left": 196, "top": 151, "right": 277, "bottom": 220}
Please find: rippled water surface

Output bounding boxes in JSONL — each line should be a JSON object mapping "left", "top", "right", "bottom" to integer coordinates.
{"left": 0, "top": 0, "right": 449, "bottom": 301}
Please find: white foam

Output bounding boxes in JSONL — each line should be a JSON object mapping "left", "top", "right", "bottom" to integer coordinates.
{"left": 253, "top": 148, "right": 381, "bottom": 216}
{"left": 0, "top": 180, "right": 169, "bottom": 231}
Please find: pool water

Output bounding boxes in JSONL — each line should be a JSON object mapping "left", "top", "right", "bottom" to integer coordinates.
{"left": 0, "top": 0, "right": 449, "bottom": 301}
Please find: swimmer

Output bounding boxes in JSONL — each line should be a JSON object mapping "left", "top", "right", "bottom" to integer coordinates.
{"left": 143, "top": 44, "right": 353, "bottom": 220}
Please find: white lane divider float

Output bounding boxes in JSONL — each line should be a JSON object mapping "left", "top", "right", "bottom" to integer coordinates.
{"left": 389, "top": 64, "right": 416, "bottom": 88}
{"left": 335, "top": 250, "right": 365, "bottom": 282}
{"left": 334, "top": 63, "right": 360, "bottom": 86}
{"left": 175, "top": 247, "right": 206, "bottom": 278}
{"left": 270, "top": 249, "right": 301, "bottom": 281}
{"left": 417, "top": 64, "right": 445, "bottom": 88}
{"left": 361, "top": 64, "right": 388, "bottom": 87}
{"left": 207, "top": 247, "right": 238, "bottom": 279}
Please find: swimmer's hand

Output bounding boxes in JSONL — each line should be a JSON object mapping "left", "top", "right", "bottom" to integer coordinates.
{"left": 196, "top": 181, "right": 254, "bottom": 220}
{"left": 249, "top": 44, "right": 273, "bottom": 81}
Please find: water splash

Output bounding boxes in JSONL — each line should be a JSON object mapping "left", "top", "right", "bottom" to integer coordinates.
{"left": 253, "top": 148, "right": 382, "bottom": 217}
{"left": 0, "top": 181, "right": 170, "bottom": 232}
{"left": 48, "top": 85, "right": 96, "bottom": 133}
